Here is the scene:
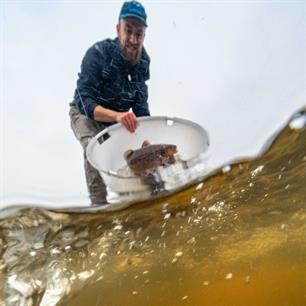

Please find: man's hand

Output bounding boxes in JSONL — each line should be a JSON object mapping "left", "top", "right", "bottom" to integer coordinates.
{"left": 93, "top": 105, "right": 138, "bottom": 133}
{"left": 116, "top": 112, "right": 138, "bottom": 133}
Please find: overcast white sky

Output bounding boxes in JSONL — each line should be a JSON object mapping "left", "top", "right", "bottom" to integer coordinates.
{"left": 1, "top": 0, "right": 305, "bottom": 207}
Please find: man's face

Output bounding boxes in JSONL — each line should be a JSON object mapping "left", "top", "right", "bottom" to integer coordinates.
{"left": 117, "top": 18, "right": 146, "bottom": 65}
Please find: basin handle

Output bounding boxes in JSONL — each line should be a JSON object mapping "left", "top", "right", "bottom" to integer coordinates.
{"left": 97, "top": 132, "right": 111, "bottom": 145}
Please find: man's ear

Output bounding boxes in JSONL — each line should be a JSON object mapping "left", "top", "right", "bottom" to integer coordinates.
{"left": 116, "top": 23, "right": 120, "bottom": 35}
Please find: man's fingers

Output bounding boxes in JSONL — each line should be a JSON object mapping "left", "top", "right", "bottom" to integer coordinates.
{"left": 130, "top": 112, "right": 138, "bottom": 130}
{"left": 117, "top": 112, "right": 138, "bottom": 133}
{"left": 123, "top": 116, "right": 133, "bottom": 132}
{"left": 128, "top": 113, "right": 137, "bottom": 132}
{"left": 123, "top": 112, "right": 137, "bottom": 133}
{"left": 123, "top": 115, "right": 132, "bottom": 132}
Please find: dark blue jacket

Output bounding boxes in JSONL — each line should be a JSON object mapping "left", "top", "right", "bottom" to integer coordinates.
{"left": 71, "top": 37, "right": 150, "bottom": 124}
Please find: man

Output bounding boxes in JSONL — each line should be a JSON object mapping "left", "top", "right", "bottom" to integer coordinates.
{"left": 69, "top": 1, "right": 150, "bottom": 205}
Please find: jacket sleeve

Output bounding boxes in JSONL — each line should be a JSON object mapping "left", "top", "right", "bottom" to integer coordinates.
{"left": 76, "top": 46, "right": 103, "bottom": 119}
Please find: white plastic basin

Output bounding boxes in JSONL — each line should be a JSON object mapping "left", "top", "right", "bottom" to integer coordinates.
{"left": 86, "top": 116, "right": 209, "bottom": 204}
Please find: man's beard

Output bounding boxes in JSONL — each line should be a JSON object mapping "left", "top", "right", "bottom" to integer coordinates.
{"left": 121, "top": 44, "right": 142, "bottom": 66}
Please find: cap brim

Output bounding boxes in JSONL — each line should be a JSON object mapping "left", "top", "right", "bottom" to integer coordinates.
{"left": 120, "top": 13, "right": 148, "bottom": 27}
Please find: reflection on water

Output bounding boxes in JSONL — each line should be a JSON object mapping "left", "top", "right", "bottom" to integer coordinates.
{"left": 0, "top": 109, "right": 306, "bottom": 306}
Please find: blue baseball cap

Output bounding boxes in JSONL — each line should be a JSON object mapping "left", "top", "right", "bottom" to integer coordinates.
{"left": 119, "top": 1, "right": 148, "bottom": 27}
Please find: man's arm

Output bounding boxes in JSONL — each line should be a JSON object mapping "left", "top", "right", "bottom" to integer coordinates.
{"left": 93, "top": 105, "right": 138, "bottom": 133}
{"left": 77, "top": 45, "right": 138, "bottom": 133}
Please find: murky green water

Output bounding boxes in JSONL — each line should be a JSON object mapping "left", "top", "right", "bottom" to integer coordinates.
{"left": 1, "top": 111, "right": 306, "bottom": 306}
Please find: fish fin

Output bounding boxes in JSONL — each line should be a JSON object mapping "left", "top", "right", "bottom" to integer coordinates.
{"left": 124, "top": 149, "right": 134, "bottom": 161}
{"left": 142, "top": 140, "right": 151, "bottom": 147}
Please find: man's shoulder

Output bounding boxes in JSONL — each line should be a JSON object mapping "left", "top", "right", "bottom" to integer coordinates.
{"left": 87, "top": 38, "right": 116, "bottom": 56}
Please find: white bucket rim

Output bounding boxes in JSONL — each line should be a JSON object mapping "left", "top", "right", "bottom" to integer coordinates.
{"left": 86, "top": 115, "right": 209, "bottom": 178}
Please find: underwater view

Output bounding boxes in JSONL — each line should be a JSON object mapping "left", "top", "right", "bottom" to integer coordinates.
{"left": 0, "top": 109, "right": 305, "bottom": 306}
{"left": 2, "top": 1, "right": 305, "bottom": 305}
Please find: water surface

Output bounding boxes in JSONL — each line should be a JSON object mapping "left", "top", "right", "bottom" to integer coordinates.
{"left": 0, "top": 110, "right": 305, "bottom": 306}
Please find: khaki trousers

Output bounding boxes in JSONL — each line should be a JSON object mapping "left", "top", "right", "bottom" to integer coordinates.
{"left": 69, "top": 106, "right": 107, "bottom": 204}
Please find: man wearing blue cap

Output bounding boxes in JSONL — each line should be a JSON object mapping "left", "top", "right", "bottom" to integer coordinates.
{"left": 69, "top": 1, "right": 150, "bottom": 205}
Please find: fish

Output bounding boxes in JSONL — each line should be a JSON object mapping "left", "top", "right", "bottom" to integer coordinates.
{"left": 124, "top": 140, "right": 178, "bottom": 176}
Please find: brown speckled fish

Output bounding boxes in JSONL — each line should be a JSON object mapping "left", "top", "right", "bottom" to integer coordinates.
{"left": 124, "top": 140, "right": 177, "bottom": 176}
